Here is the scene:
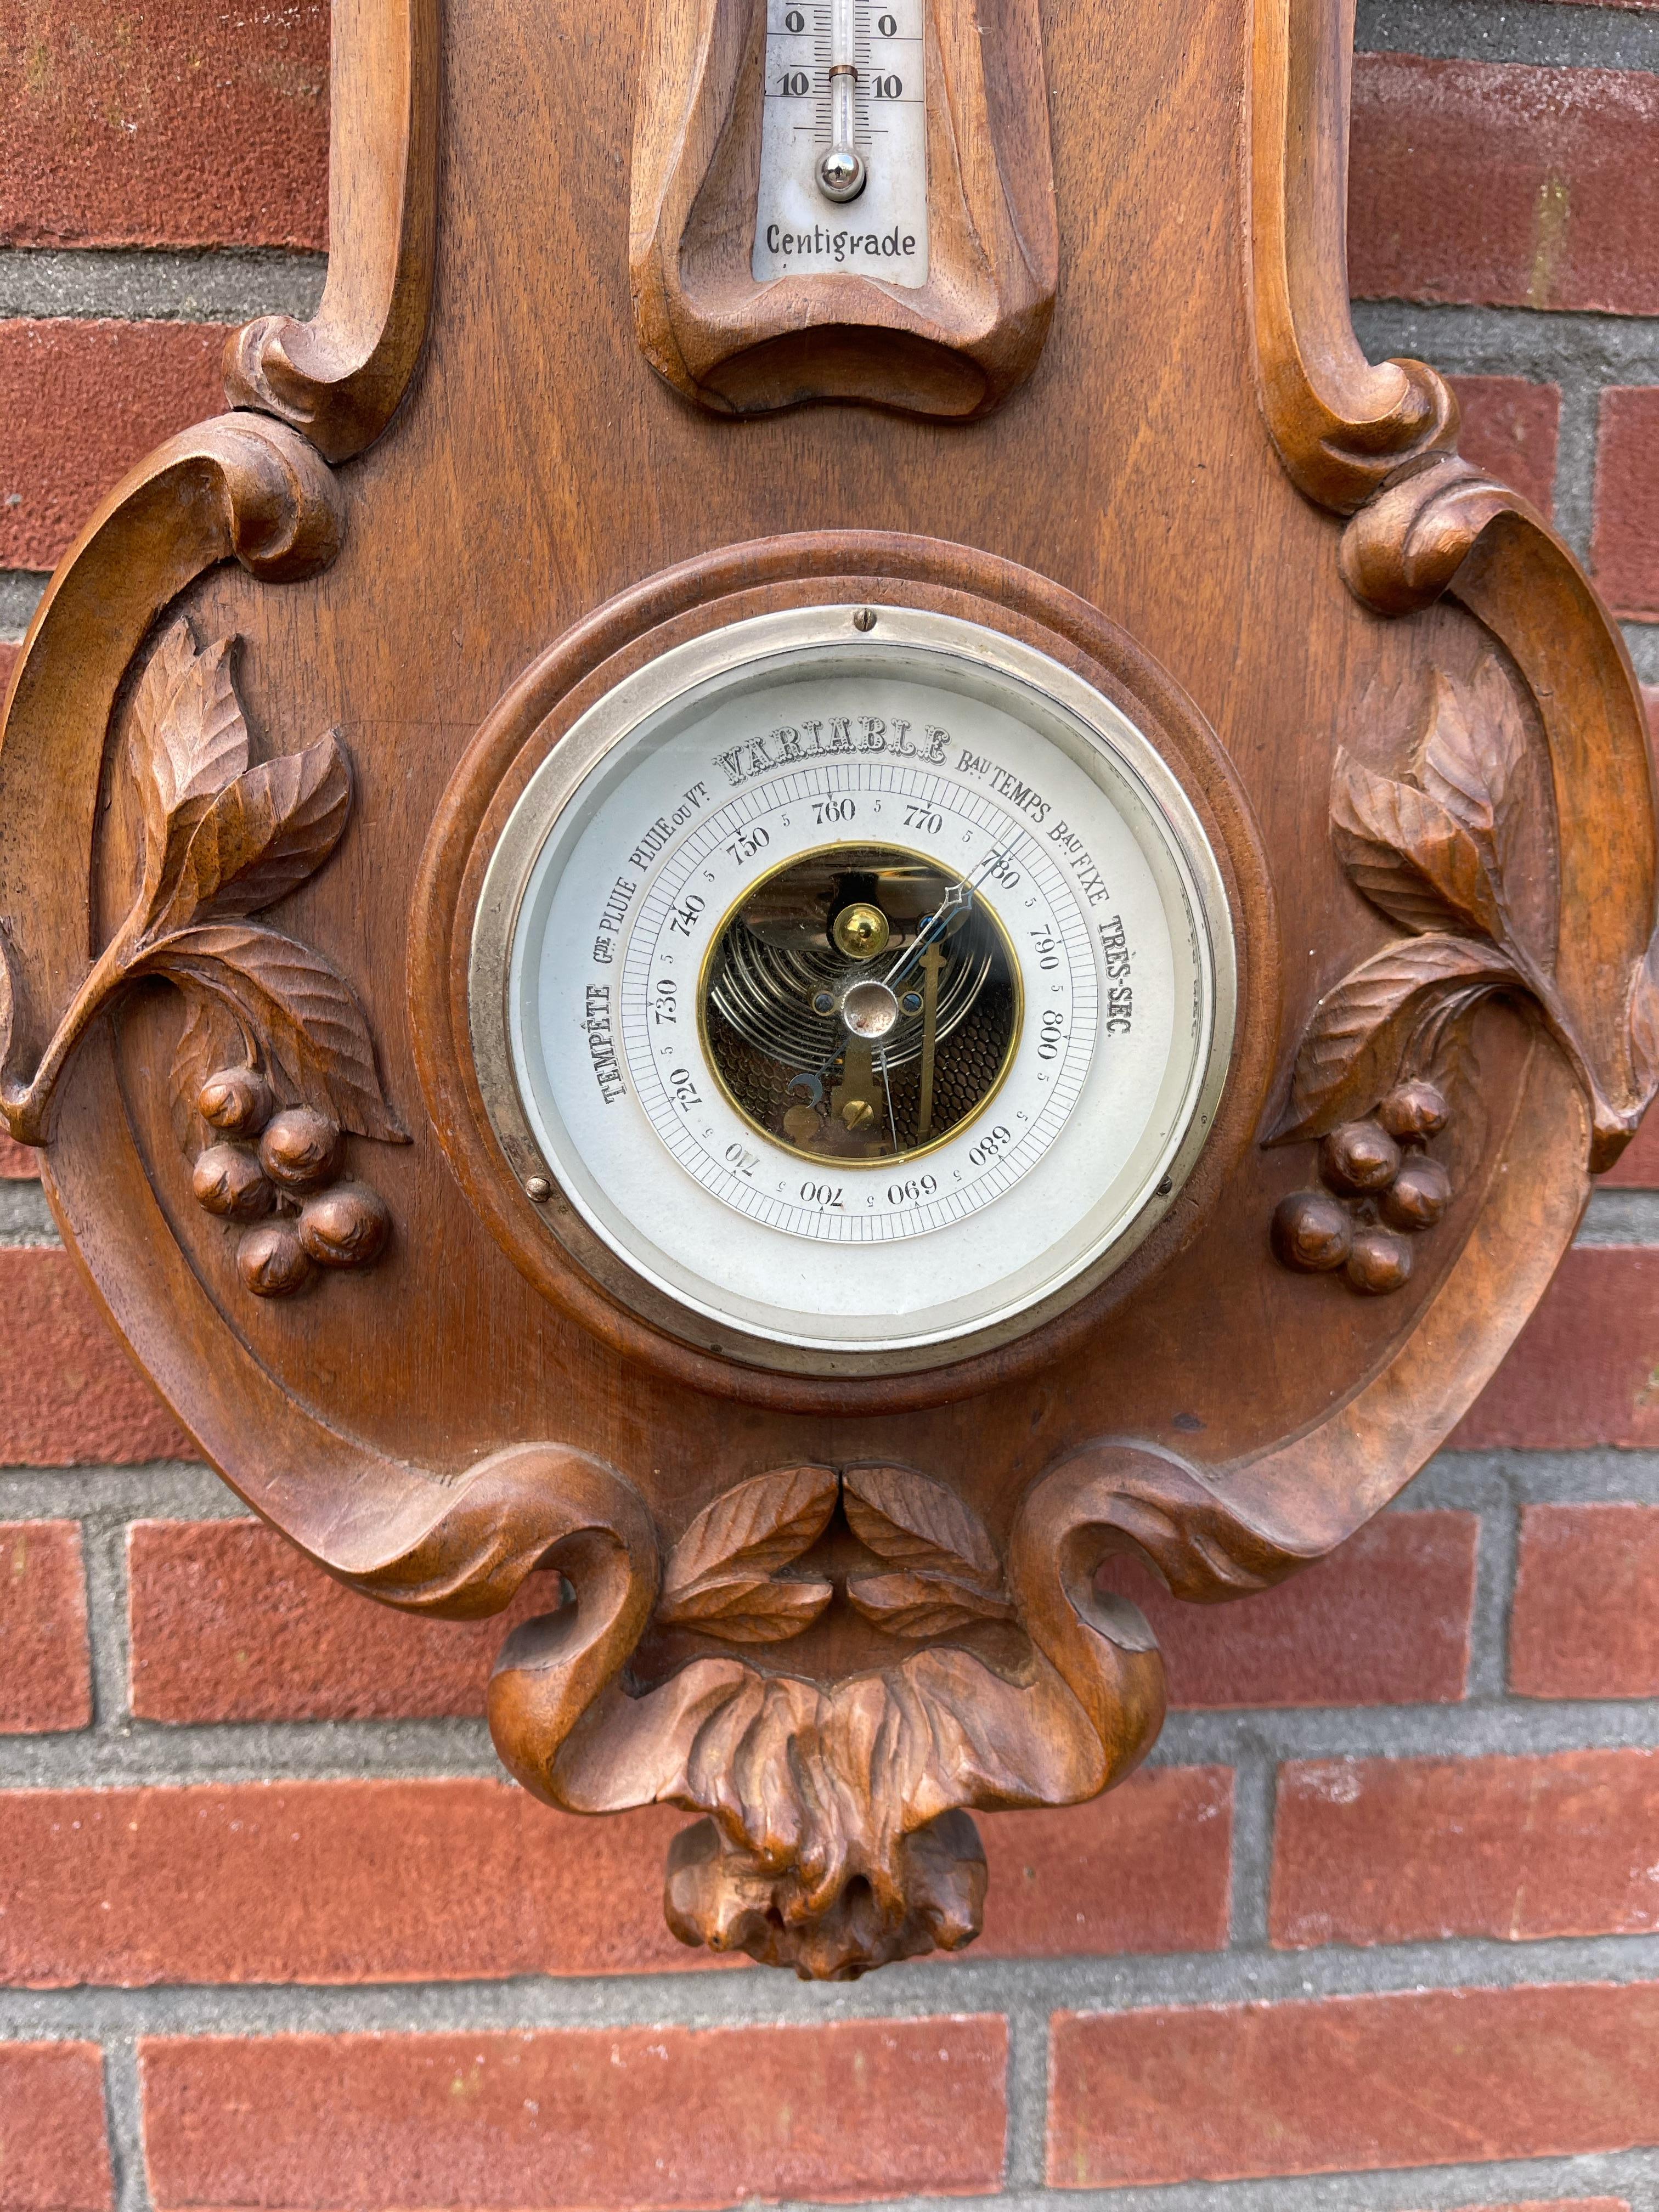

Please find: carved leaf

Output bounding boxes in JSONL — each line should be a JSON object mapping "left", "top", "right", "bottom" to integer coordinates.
{"left": 847, "top": 1571, "right": 1015, "bottom": 1639}
{"left": 1331, "top": 748, "right": 1503, "bottom": 941}
{"left": 656, "top": 1574, "right": 833, "bottom": 1644}
{"left": 1630, "top": 930, "right": 1659, "bottom": 1101}
{"left": 1272, "top": 934, "right": 1517, "bottom": 1143}
{"left": 657, "top": 1466, "right": 838, "bottom": 1646}
{"left": 663, "top": 1465, "right": 839, "bottom": 1596}
{"left": 128, "top": 624, "right": 250, "bottom": 919}
{"left": 1417, "top": 659, "right": 1528, "bottom": 883}
{"left": 843, "top": 1465, "right": 1001, "bottom": 1594}
{"left": 139, "top": 923, "right": 406, "bottom": 1141}
{"left": 149, "top": 733, "right": 352, "bottom": 937}
{"left": 167, "top": 989, "right": 249, "bottom": 1154}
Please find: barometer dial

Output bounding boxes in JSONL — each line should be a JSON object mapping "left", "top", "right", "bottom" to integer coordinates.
{"left": 473, "top": 608, "right": 1236, "bottom": 1371}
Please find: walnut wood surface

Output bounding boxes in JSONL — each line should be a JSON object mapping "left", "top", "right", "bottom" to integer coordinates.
{"left": 1, "top": 0, "right": 1652, "bottom": 1973}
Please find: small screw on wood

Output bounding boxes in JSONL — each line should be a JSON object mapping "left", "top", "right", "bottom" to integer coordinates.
{"left": 853, "top": 608, "right": 877, "bottom": 632}
{"left": 526, "top": 1176, "right": 552, "bottom": 1202}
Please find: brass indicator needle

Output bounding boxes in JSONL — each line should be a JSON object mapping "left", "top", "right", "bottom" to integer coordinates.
{"left": 917, "top": 940, "right": 944, "bottom": 1141}
{"left": 832, "top": 1036, "right": 877, "bottom": 1128}
{"left": 832, "top": 978, "right": 898, "bottom": 1132}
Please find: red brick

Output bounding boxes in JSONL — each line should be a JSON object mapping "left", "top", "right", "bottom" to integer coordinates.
{"left": 0, "top": 2, "right": 328, "bottom": 250}
{"left": 979, "top": 1768, "right": 1232, "bottom": 1957}
{"left": 129, "top": 1520, "right": 560, "bottom": 1723}
{"left": 1604, "top": 1094, "right": 1659, "bottom": 1184}
{"left": 1592, "top": 387, "right": 1659, "bottom": 619}
{"left": 0, "top": 1523, "right": 90, "bottom": 1734}
{"left": 0, "top": 323, "right": 230, "bottom": 571}
{"left": 0, "top": 1249, "right": 187, "bottom": 1465}
{"left": 1512, "top": 1503, "right": 1659, "bottom": 1699}
{"left": 0, "top": 1781, "right": 716, "bottom": 1985}
{"left": 1271, "top": 1750, "right": 1659, "bottom": 1948}
{"left": 1350, "top": 57, "right": 1659, "bottom": 314}
{"left": 0, "top": 2042, "right": 111, "bottom": 2211}
{"left": 1048, "top": 1982, "right": 1659, "bottom": 2188}
{"left": 140, "top": 2021, "right": 1008, "bottom": 2209}
{"left": 0, "top": 1131, "right": 40, "bottom": 1180}
{"left": 1616, "top": 753, "right": 1659, "bottom": 1175}
{"left": 1447, "top": 376, "right": 1560, "bottom": 515}
{"left": 1452, "top": 1247, "right": 1659, "bottom": 1450}
{"left": 1098, "top": 1511, "right": 1476, "bottom": 1707}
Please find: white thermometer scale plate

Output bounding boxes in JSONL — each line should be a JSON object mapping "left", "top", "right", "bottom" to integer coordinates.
{"left": 754, "top": 0, "right": 929, "bottom": 285}
{"left": 472, "top": 609, "right": 1236, "bottom": 1374}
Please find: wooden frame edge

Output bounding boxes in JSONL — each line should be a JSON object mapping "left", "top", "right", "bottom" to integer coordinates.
{"left": 1249, "top": 0, "right": 1457, "bottom": 511}
{"left": 222, "top": 0, "right": 441, "bottom": 464}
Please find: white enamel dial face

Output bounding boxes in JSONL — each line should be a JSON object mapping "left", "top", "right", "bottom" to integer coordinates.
{"left": 477, "top": 608, "right": 1235, "bottom": 1373}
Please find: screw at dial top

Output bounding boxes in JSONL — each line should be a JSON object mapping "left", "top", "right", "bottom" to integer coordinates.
{"left": 852, "top": 607, "right": 877, "bottom": 632}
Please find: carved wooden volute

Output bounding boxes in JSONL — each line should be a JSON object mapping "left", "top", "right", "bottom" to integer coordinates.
{"left": 1, "top": 0, "right": 1650, "bottom": 1977}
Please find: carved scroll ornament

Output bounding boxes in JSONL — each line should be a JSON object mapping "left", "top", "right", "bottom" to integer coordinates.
{"left": 223, "top": 0, "right": 439, "bottom": 462}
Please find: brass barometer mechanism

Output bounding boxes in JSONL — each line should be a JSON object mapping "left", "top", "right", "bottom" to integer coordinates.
{"left": 700, "top": 843, "right": 1020, "bottom": 1163}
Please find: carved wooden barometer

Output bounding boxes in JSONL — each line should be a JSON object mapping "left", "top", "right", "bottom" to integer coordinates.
{"left": 3, "top": 0, "right": 1654, "bottom": 1977}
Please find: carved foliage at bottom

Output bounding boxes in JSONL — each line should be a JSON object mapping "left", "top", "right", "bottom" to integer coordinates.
{"left": 667, "top": 1805, "right": 986, "bottom": 1980}
{"left": 478, "top": 1444, "right": 1315, "bottom": 1979}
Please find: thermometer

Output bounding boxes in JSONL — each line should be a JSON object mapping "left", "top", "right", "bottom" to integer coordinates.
{"left": 819, "top": 0, "right": 866, "bottom": 201}
{"left": 753, "top": 0, "right": 929, "bottom": 286}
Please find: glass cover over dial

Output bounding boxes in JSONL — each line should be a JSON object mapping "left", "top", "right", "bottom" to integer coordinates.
{"left": 474, "top": 607, "right": 1236, "bottom": 1373}
{"left": 702, "top": 844, "right": 1020, "bottom": 1163}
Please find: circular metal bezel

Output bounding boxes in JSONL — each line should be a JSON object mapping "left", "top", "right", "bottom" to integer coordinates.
{"left": 469, "top": 605, "right": 1239, "bottom": 1376}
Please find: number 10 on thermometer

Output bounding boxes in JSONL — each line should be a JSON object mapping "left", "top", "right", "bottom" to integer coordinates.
{"left": 753, "top": 0, "right": 928, "bottom": 285}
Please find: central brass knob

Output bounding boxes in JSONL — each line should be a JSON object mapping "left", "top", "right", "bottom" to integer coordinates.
{"left": 832, "top": 902, "right": 891, "bottom": 960}
{"left": 840, "top": 979, "right": 901, "bottom": 1040}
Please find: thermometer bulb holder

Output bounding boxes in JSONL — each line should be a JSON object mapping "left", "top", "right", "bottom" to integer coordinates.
{"left": 817, "top": 144, "right": 867, "bottom": 203}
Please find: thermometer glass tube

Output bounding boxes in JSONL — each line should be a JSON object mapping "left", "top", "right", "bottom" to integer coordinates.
{"left": 819, "top": 0, "right": 866, "bottom": 201}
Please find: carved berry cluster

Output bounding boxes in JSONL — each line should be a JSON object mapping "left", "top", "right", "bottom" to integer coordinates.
{"left": 190, "top": 1066, "right": 391, "bottom": 1299}
{"left": 1272, "top": 1079, "right": 1452, "bottom": 1296}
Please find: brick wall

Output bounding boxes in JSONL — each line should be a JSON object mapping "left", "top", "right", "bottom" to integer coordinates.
{"left": 3, "top": 2, "right": 1659, "bottom": 2207}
